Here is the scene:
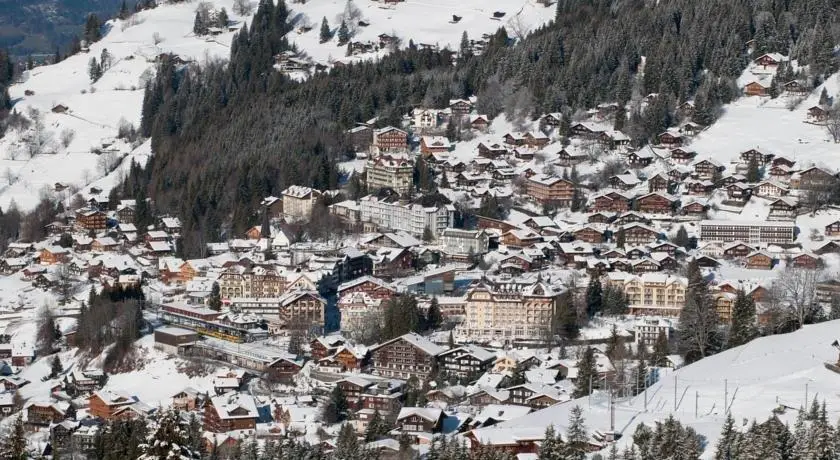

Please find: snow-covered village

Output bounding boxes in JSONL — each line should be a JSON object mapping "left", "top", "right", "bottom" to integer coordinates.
{"left": 0, "top": 0, "right": 840, "bottom": 459}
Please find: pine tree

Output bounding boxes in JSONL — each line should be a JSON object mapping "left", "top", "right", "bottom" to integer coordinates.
{"left": 208, "top": 282, "right": 222, "bottom": 311}
{"left": 634, "top": 346, "right": 648, "bottom": 395}
{"left": 337, "top": 20, "right": 350, "bottom": 45}
{"left": 585, "top": 277, "right": 603, "bottom": 318}
{"left": 320, "top": 17, "right": 331, "bottom": 43}
{"left": 1, "top": 414, "right": 27, "bottom": 460}
{"left": 88, "top": 57, "right": 102, "bottom": 83}
{"left": 728, "top": 289, "right": 757, "bottom": 348}
{"left": 605, "top": 324, "right": 623, "bottom": 361}
{"left": 50, "top": 355, "right": 63, "bottom": 378}
{"left": 714, "top": 413, "right": 739, "bottom": 460}
{"left": 746, "top": 158, "right": 761, "bottom": 183}
{"left": 139, "top": 408, "right": 190, "bottom": 459}
{"left": 652, "top": 330, "right": 669, "bottom": 366}
{"left": 565, "top": 406, "right": 588, "bottom": 460}
{"left": 673, "top": 225, "right": 689, "bottom": 249}
{"left": 426, "top": 297, "right": 442, "bottom": 331}
{"left": 678, "top": 259, "right": 719, "bottom": 363}
{"left": 458, "top": 31, "right": 473, "bottom": 63}
{"left": 217, "top": 8, "right": 229, "bottom": 28}
{"left": 364, "top": 410, "right": 388, "bottom": 442}
{"left": 194, "top": 11, "right": 207, "bottom": 36}
{"left": 334, "top": 423, "right": 363, "bottom": 459}
{"left": 323, "top": 386, "right": 350, "bottom": 424}
{"left": 447, "top": 330, "right": 455, "bottom": 348}
{"left": 615, "top": 228, "right": 626, "bottom": 248}
{"left": 572, "top": 347, "right": 598, "bottom": 398}
{"left": 538, "top": 425, "right": 562, "bottom": 460}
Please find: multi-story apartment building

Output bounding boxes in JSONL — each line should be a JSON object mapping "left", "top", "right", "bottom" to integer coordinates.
{"left": 455, "top": 280, "right": 558, "bottom": 344}
{"left": 359, "top": 195, "right": 456, "bottom": 237}
{"left": 605, "top": 272, "right": 687, "bottom": 317}
{"left": 366, "top": 155, "right": 414, "bottom": 195}
{"left": 369, "top": 332, "right": 444, "bottom": 380}
{"left": 338, "top": 291, "right": 385, "bottom": 340}
{"left": 440, "top": 228, "right": 489, "bottom": 259}
{"left": 524, "top": 174, "right": 575, "bottom": 205}
{"left": 699, "top": 220, "right": 796, "bottom": 245}
{"left": 373, "top": 126, "right": 408, "bottom": 153}
{"left": 218, "top": 264, "right": 292, "bottom": 299}
{"left": 282, "top": 185, "right": 321, "bottom": 220}
{"left": 230, "top": 290, "right": 326, "bottom": 332}
{"left": 633, "top": 319, "right": 671, "bottom": 347}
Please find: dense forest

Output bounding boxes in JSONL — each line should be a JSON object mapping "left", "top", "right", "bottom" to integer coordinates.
{"left": 131, "top": 0, "right": 840, "bottom": 257}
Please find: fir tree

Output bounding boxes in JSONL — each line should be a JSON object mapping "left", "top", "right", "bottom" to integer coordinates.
{"left": 426, "top": 297, "right": 442, "bottom": 331}
{"left": 323, "top": 386, "right": 350, "bottom": 424}
{"left": 585, "top": 277, "right": 603, "bottom": 318}
{"left": 447, "top": 330, "right": 455, "bottom": 349}
{"left": 337, "top": 20, "right": 350, "bottom": 45}
{"left": 139, "top": 408, "right": 190, "bottom": 459}
{"left": 88, "top": 57, "right": 102, "bottom": 83}
{"left": 615, "top": 228, "right": 626, "bottom": 248}
{"left": 714, "top": 413, "right": 740, "bottom": 460}
{"left": 364, "top": 410, "right": 389, "bottom": 442}
{"left": 118, "top": 0, "right": 130, "bottom": 20}
{"left": 572, "top": 347, "right": 598, "bottom": 398}
{"left": 207, "top": 282, "right": 222, "bottom": 311}
{"left": 678, "top": 259, "right": 719, "bottom": 363}
{"left": 538, "top": 425, "right": 563, "bottom": 460}
{"left": 673, "top": 225, "right": 689, "bottom": 249}
{"left": 1, "top": 414, "right": 27, "bottom": 460}
{"left": 634, "top": 346, "right": 648, "bottom": 395}
{"left": 728, "top": 289, "right": 757, "bottom": 348}
{"left": 652, "top": 330, "right": 669, "bottom": 366}
{"left": 320, "top": 17, "right": 331, "bottom": 43}
{"left": 50, "top": 355, "right": 63, "bottom": 378}
{"left": 746, "top": 158, "right": 761, "bottom": 183}
{"left": 565, "top": 406, "right": 588, "bottom": 460}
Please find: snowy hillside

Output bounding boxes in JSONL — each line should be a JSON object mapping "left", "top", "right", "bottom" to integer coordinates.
{"left": 690, "top": 72, "right": 840, "bottom": 169}
{"left": 476, "top": 320, "right": 840, "bottom": 458}
{"left": 0, "top": 0, "right": 555, "bottom": 212}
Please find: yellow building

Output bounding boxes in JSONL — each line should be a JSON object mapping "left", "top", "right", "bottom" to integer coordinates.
{"left": 456, "top": 280, "right": 557, "bottom": 344}
{"left": 605, "top": 272, "right": 687, "bottom": 317}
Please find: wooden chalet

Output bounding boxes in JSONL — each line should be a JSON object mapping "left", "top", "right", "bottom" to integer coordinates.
{"left": 657, "top": 131, "right": 683, "bottom": 147}
{"left": 669, "top": 148, "right": 696, "bottom": 164}
{"left": 636, "top": 192, "right": 676, "bottom": 214}
{"left": 808, "top": 106, "right": 829, "bottom": 122}
{"left": 744, "top": 81, "right": 769, "bottom": 97}
{"left": 648, "top": 174, "right": 670, "bottom": 193}
{"left": 789, "top": 253, "right": 821, "bottom": 269}
{"left": 745, "top": 251, "right": 774, "bottom": 270}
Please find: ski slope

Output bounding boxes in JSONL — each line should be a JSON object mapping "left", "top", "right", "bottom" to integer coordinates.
{"left": 475, "top": 320, "right": 840, "bottom": 458}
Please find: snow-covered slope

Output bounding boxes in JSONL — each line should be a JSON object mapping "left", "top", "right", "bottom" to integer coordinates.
{"left": 690, "top": 72, "right": 840, "bottom": 169}
{"left": 0, "top": 0, "right": 555, "bottom": 212}
{"left": 476, "top": 320, "right": 840, "bottom": 458}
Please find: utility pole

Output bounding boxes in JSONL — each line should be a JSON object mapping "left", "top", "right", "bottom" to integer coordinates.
{"left": 674, "top": 375, "right": 677, "bottom": 412}
{"left": 588, "top": 375, "right": 593, "bottom": 408}
{"left": 724, "top": 379, "right": 728, "bottom": 415}
{"left": 805, "top": 382, "right": 809, "bottom": 410}
{"left": 695, "top": 391, "right": 699, "bottom": 418}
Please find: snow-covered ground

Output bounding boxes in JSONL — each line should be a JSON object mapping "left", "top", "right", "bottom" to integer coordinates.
{"left": 477, "top": 319, "right": 840, "bottom": 459}
{"left": 0, "top": 0, "right": 555, "bottom": 212}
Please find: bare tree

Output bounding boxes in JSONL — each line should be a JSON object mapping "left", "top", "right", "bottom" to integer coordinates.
{"left": 25, "top": 107, "right": 54, "bottom": 157}
{"left": 60, "top": 128, "right": 75, "bottom": 148}
{"left": 4, "top": 168, "right": 17, "bottom": 186}
{"left": 55, "top": 264, "right": 75, "bottom": 305}
{"left": 826, "top": 106, "right": 840, "bottom": 142}
{"left": 772, "top": 266, "right": 822, "bottom": 329}
{"left": 152, "top": 32, "right": 164, "bottom": 46}
{"left": 232, "top": 0, "right": 254, "bottom": 16}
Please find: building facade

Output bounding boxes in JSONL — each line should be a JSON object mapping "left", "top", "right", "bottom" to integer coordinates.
{"left": 605, "top": 272, "right": 687, "bottom": 317}
{"left": 456, "top": 281, "right": 558, "bottom": 343}
{"left": 699, "top": 220, "right": 796, "bottom": 245}
{"left": 366, "top": 155, "right": 414, "bottom": 195}
{"left": 359, "top": 195, "right": 456, "bottom": 237}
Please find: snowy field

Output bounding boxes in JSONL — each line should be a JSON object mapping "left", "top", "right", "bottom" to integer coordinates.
{"left": 476, "top": 319, "right": 840, "bottom": 459}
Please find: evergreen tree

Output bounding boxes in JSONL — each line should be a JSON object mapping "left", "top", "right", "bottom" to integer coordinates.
{"left": 84, "top": 14, "right": 102, "bottom": 43}
{"left": 88, "top": 57, "right": 102, "bottom": 83}
{"left": 0, "top": 414, "right": 27, "bottom": 460}
{"left": 337, "top": 20, "right": 350, "bottom": 45}
{"left": 217, "top": 8, "right": 229, "bottom": 28}
{"left": 364, "top": 410, "right": 389, "bottom": 442}
{"left": 728, "top": 289, "right": 757, "bottom": 348}
{"left": 652, "top": 330, "right": 669, "bottom": 366}
{"left": 323, "top": 386, "right": 350, "bottom": 424}
{"left": 50, "top": 355, "right": 63, "bottom": 378}
{"left": 714, "top": 413, "right": 740, "bottom": 460}
{"left": 673, "top": 225, "right": 689, "bottom": 249}
{"left": 458, "top": 31, "right": 473, "bottom": 63}
{"left": 320, "top": 17, "right": 331, "bottom": 43}
{"left": 207, "top": 282, "right": 222, "bottom": 311}
{"left": 572, "top": 347, "right": 598, "bottom": 398}
{"left": 678, "top": 259, "right": 719, "bottom": 363}
{"left": 585, "top": 277, "right": 603, "bottom": 318}
{"left": 426, "top": 297, "right": 442, "bottom": 331}
{"left": 194, "top": 11, "right": 207, "bottom": 36}
{"left": 634, "top": 346, "right": 648, "bottom": 395}
{"left": 139, "top": 408, "right": 191, "bottom": 459}
{"left": 565, "top": 406, "right": 588, "bottom": 460}
{"left": 746, "top": 158, "right": 761, "bottom": 183}
{"left": 615, "top": 228, "right": 626, "bottom": 248}
{"left": 538, "top": 425, "right": 563, "bottom": 460}
{"left": 334, "top": 423, "right": 364, "bottom": 459}
{"left": 422, "top": 226, "right": 434, "bottom": 242}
